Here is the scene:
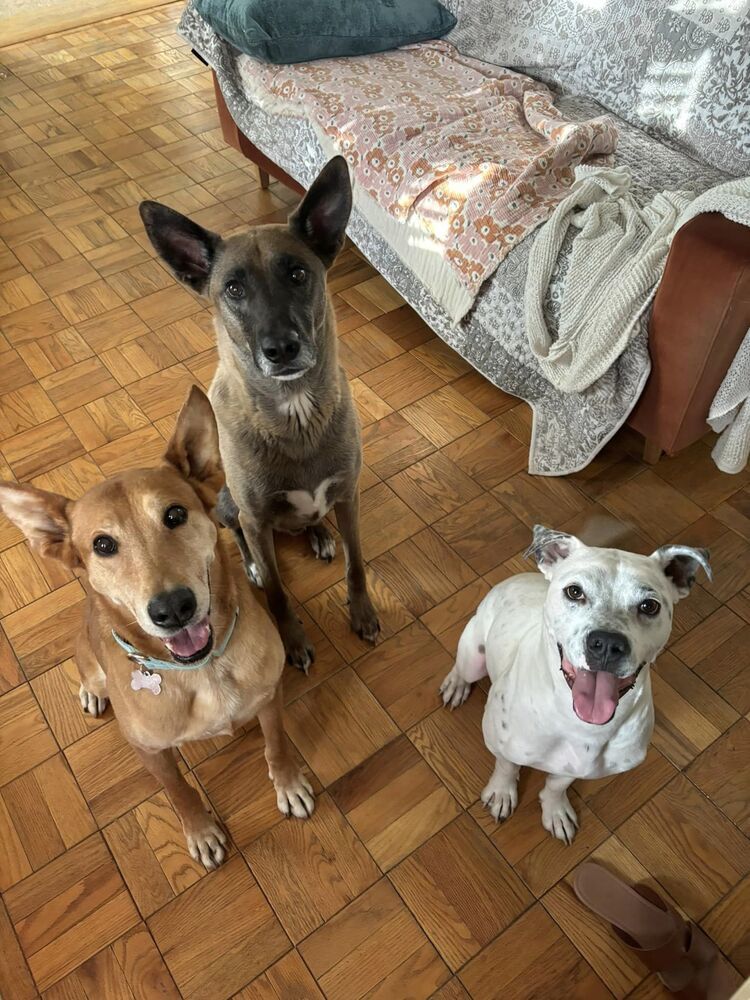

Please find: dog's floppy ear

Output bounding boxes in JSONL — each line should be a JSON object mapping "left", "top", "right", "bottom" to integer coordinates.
{"left": 650, "top": 545, "right": 711, "bottom": 600}
{"left": 139, "top": 201, "right": 221, "bottom": 295}
{"left": 289, "top": 156, "right": 352, "bottom": 266}
{"left": 525, "top": 525, "right": 584, "bottom": 580}
{"left": 164, "top": 386, "right": 224, "bottom": 500}
{"left": 0, "top": 482, "right": 79, "bottom": 568}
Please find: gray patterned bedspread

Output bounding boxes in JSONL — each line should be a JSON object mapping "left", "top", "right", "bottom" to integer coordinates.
{"left": 179, "top": 3, "right": 730, "bottom": 474}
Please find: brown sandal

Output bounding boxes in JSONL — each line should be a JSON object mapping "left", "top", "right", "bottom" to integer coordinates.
{"left": 573, "top": 863, "right": 734, "bottom": 1000}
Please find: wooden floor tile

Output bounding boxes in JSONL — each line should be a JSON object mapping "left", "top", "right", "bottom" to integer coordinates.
{"left": 617, "top": 774, "right": 750, "bottom": 920}
{"left": 65, "top": 721, "right": 162, "bottom": 826}
{"left": 4, "top": 834, "right": 139, "bottom": 992}
{"left": 236, "top": 949, "right": 324, "bottom": 1000}
{"left": 2, "top": 579, "right": 85, "bottom": 678}
{"left": 688, "top": 719, "right": 750, "bottom": 834}
{"left": 298, "top": 878, "right": 450, "bottom": 1000}
{"left": 702, "top": 876, "right": 750, "bottom": 978}
{"left": 443, "top": 419, "right": 528, "bottom": 489}
{"left": 459, "top": 903, "right": 610, "bottom": 1000}
{"left": 362, "top": 412, "right": 435, "bottom": 479}
{"left": 284, "top": 669, "right": 399, "bottom": 786}
{"left": 387, "top": 451, "right": 483, "bottom": 525}
{"left": 244, "top": 793, "right": 380, "bottom": 943}
{"left": 409, "top": 694, "right": 491, "bottom": 808}
{"left": 401, "top": 385, "right": 487, "bottom": 448}
{"left": 0, "top": 683, "right": 58, "bottom": 786}
{"left": 600, "top": 470, "right": 704, "bottom": 545}
{"left": 434, "top": 493, "right": 528, "bottom": 576}
{"left": 0, "top": 895, "right": 36, "bottom": 1000}
{"left": 148, "top": 855, "right": 288, "bottom": 999}
{"left": 43, "top": 923, "right": 180, "bottom": 1000}
{"left": 361, "top": 353, "right": 445, "bottom": 409}
{"left": 329, "top": 736, "right": 461, "bottom": 870}
{"left": 0, "top": 753, "right": 95, "bottom": 888}
{"left": 354, "top": 621, "right": 453, "bottom": 729}
{"left": 390, "top": 813, "right": 532, "bottom": 971}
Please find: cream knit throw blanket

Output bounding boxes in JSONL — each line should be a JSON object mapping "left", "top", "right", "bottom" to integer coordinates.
{"left": 525, "top": 168, "right": 750, "bottom": 395}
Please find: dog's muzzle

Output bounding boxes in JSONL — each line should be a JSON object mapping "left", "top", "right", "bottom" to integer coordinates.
{"left": 558, "top": 644, "right": 642, "bottom": 726}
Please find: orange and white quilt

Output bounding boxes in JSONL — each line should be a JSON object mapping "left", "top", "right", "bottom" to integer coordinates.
{"left": 239, "top": 41, "right": 617, "bottom": 321}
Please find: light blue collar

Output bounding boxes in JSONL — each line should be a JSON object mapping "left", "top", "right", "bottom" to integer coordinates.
{"left": 112, "top": 607, "right": 239, "bottom": 672}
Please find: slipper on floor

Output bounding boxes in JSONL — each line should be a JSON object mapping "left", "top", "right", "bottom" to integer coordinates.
{"left": 573, "top": 863, "right": 734, "bottom": 1000}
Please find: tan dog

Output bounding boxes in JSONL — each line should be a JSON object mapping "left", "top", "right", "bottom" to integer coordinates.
{"left": 0, "top": 387, "right": 313, "bottom": 868}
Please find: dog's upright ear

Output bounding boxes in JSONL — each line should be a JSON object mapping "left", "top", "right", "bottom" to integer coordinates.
{"left": 0, "top": 482, "right": 79, "bottom": 568}
{"left": 139, "top": 201, "right": 221, "bottom": 295}
{"left": 525, "top": 525, "right": 584, "bottom": 580}
{"left": 650, "top": 545, "right": 711, "bottom": 600}
{"left": 289, "top": 156, "right": 352, "bottom": 266}
{"left": 164, "top": 386, "right": 224, "bottom": 502}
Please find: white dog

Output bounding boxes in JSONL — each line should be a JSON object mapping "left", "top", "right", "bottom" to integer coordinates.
{"left": 440, "top": 525, "right": 710, "bottom": 843}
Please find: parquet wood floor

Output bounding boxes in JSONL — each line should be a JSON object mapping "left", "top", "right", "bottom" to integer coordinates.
{"left": 1, "top": 7, "right": 749, "bottom": 998}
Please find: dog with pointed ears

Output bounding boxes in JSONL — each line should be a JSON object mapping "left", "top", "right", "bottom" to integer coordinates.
{"left": 440, "top": 525, "right": 711, "bottom": 843}
{"left": 139, "top": 156, "right": 379, "bottom": 673}
{"left": 0, "top": 387, "right": 314, "bottom": 869}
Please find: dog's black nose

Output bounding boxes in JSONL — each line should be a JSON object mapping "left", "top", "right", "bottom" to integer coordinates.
{"left": 147, "top": 587, "right": 196, "bottom": 629}
{"left": 586, "top": 630, "right": 631, "bottom": 670}
{"left": 261, "top": 332, "right": 301, "bottom": 365}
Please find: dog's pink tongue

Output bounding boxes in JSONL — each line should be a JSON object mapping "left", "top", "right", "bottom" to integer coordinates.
{"left": 572, "top": 669, "right": 619, "bottom": 725}
{"left": 164, "top": 618, "right": 210, "bottom": 658}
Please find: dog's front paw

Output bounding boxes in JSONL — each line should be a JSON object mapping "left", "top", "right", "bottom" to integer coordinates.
{"left": 79, "top": 684, "right": 108, "bottom": 717}
{"left": 274, "top": 771, "right": 315, "bottom": 819}
{"left": 350, "top": 595, "right": 380, "bottom": 644}
{"left": 245, "top": 560, "right": 264, "bottom": 589}
{"left": 541, "top": 794, "right": 578, "bottom": 845}
{"left": 281, "top": 618, "right": 315, "bottom": 673}
{"left": 481, "top": 779, "right": 517, "bottom": 821}
{"left": 440, "top": 667, "right": 472, "bottom": 709}
{"left": 308, "top": 524, "right": 336, "bottom": 562}
{"left": 185, "top": 815, "right": 228, "bottom": 870}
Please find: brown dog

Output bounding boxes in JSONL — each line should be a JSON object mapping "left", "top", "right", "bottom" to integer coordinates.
{"left": 0, "top": 387, "right": 313, "bottom": 869}
{"left": 139, "top": 157, "right": 379, "bottom": 673}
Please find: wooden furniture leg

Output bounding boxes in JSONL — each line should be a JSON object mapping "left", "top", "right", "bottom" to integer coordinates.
{"left": 642, "top": 439, "right": 662, "bottom": 465}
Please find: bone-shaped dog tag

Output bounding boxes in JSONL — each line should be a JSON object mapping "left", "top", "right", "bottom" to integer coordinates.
{"left": 131, "top": 668, "right": 162, "bottom": 695}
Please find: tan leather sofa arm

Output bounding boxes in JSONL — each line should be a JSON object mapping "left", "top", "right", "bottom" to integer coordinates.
{"left": 628, "top": 213, "right": 750, "bottom": 462}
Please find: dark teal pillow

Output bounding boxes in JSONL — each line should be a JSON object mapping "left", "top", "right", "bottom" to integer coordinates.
{"left": 195, "top": 0, "right": 457, "bottom": 64}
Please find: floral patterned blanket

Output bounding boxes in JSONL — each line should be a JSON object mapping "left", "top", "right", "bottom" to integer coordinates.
{"left": 239, "top": 41, "right": 617, "bottom": 320}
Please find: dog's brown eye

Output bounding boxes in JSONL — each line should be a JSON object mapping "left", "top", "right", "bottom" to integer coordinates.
{"left": 225, "top": 280, "right": 244, "bottom": 299}
{"left": 564, "top": 584, "right": 585, "bottom": 602}
{"left": 290, "top": 266, "right": 306, "bottom": 284}
{"left": 93, "top": 535, "right": 117, "bottom": 556}
{"left": 639, "top": 598, "right": 661, "bottom": 616}
{"left": 164, "top": 505, "right": 188, "bottom": 529}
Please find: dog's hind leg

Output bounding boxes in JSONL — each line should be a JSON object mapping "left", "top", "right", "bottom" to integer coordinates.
{"left": 75, "top": 634, "right": 108, "bottom": 717}
{"left": 440, "top": 612, "right": 487, "bottom": 709}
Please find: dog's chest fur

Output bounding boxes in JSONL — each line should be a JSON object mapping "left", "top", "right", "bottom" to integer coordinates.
{"left": 276, "top": 476, "right": 339, "bottom": 529}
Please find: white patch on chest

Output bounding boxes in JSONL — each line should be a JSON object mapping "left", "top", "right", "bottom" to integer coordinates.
{"left": 285, "top": 477, "right": 337, "bottom": 522}
{"left": 279, "top": 390, "right": 315, "bottom": 426}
